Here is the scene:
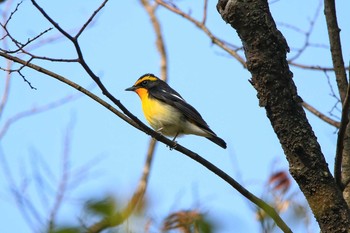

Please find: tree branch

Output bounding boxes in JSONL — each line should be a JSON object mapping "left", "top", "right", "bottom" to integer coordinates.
{"left": 75, "top": 0, "right": 108, "bottom": 39}
{"left": 302, "top": 101, "right": 340, "bottom": 128}
{"left": 324, "top": 0, "right": 348, "bottom": 103}
{"left": 324, "top": 0, "right": 350, "bottom": 207}
{"left": 287, "top": 0, "right": 323, "bottom": 62}
{"left": 289, "top": 61, "right": 349, "bottom": 71}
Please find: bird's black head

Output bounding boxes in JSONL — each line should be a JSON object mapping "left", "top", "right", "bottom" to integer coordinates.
{"left": 125, "top": 73, "right": 163, "bottom": 91}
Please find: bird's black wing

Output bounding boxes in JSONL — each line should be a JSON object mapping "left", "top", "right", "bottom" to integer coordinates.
{"left": 149, "top": 84, "right": 217, "bottom": 136}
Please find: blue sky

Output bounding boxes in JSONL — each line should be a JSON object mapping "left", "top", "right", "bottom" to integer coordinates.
{"left": 1, "top": 0, "right": 349, "bottom": 232}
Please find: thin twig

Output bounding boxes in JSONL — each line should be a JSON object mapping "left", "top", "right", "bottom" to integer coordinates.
{"left": 289, "top": 61, "right": 349, "bottom": 71}
{"left": 0, "top": 23, "right": 52, "bottom": 54}
{"left": 202, "top": 0, "right": 208, "bottom": 25}
{"left": 75, "top": 0, "right": 109, "bottom": 39}
{"left": 286, "top": 0, "right": 322, "bottom": 61}
{"left": 3, "top": 0, "right": 21, "bottom": 28}
{"left": 302, "top": 101, "right": 340, "bottom": 128}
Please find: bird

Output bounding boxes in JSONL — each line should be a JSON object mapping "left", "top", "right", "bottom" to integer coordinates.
{"left": 125, "top": 73, "right": 227, "bottom": 149}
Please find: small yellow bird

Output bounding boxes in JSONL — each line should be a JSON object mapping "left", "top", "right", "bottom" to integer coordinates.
{"left": 125, "top": 73, "right": 227, "bottom": 149}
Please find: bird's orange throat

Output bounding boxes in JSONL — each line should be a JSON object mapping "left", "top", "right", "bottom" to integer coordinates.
{"left": 134, "top": 88, "right": 148, "bottom": 100}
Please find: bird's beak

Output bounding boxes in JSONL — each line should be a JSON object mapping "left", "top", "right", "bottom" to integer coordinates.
{"left": 125, "top": 86, "right": 136, "bottom": 91}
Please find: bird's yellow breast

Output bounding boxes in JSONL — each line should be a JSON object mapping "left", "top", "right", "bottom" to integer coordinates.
{"left": 135, "top": 88, "right": 183, "bottom": 136}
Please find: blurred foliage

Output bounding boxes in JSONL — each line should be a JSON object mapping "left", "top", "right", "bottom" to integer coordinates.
{"left": 162, "top": 210, "right": 215, "bottom": 233}
{"left": 45, "top": 194, "right": 216, "bottom": 233}
{"left": 85, "top": 196, "right": 119, "bottom": 217}
{"left": 255, "top": 169, "right": 312, "bottom": 233}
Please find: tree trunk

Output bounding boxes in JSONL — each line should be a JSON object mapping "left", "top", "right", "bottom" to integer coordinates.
{"left": 216, "top": 0, "right": 350, "bottom": 232}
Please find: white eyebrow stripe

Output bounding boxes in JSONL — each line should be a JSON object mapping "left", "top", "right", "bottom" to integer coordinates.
{"left": 161, "top": 89, "right": 185, "bottom": 101}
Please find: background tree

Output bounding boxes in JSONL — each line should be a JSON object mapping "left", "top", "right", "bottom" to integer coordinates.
{"left": 0, "top": 0, "right": 349, "bottom": 232}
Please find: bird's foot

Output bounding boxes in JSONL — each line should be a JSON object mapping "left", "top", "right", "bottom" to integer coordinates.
{"left": 168, "top": 141, "right": 177, "bottom": 150}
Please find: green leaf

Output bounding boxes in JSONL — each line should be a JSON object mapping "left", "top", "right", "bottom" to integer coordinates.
{"left": 85, "top": 196, "right": 118, "bottom": 217}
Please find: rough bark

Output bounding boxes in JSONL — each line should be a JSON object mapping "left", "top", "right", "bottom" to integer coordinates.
{"left": 342, "top": 124, "right": 350, "bottom": 207}
{"left": 216, "top": 0, "right": 350, "bottom": 232}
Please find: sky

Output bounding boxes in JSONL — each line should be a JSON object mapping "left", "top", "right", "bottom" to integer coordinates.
{"left": 1, "top": 0, "right": 349, "bottom": 232}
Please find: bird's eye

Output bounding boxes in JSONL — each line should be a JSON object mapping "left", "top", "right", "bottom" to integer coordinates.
{"left": 141, "top": 80, "right": 148, "bottom": 86}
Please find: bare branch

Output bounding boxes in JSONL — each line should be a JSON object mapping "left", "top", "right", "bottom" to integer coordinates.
{"left": 3, "top": 0, "right": 22, "bottom": 28}
{"left": 202, "top": 0, "right": 208, "bottom": 25}
{"left": 156, "top": 0, "right": 246, "bottom": 67}
{"left": 30, "top": 0, "right": 74, "bottom": 41}
{"left": 140, "top": 0, "right": 168, "bottom": 81}
{"left": 0, "top": 23, "right": 53, "bottom": 54}
{"left": 302, "top": 101, "right": 340, "bottom": 128}
{"left": 323, "top": 70, "right": 341, "bottom": 104}
{"left": 289, "top": 61, "right": 349, "bottom": 72}
{"left": 23, "top": 55, "right": 77, "bottom": 63}
{"left": 75, "top": 0, "right": 109, "bottom": 39}
{"left": 324, "top": 0, "right": 348, "bottom": 103}
{"left": 284, "top": 0, "right": 323, "bottom": 61}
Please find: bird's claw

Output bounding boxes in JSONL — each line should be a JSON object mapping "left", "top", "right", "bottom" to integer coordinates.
{"left": 168, "top": 141, "right": 177, "bottom": 150}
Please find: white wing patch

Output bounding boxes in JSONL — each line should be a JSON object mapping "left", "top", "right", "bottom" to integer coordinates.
{"left": 161, "top": 89, "right": 185, "bottom": 101}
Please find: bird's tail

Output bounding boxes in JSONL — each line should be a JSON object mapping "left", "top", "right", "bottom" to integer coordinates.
{"left": 206, "top": 135, "right": 227, "bottom": 149}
